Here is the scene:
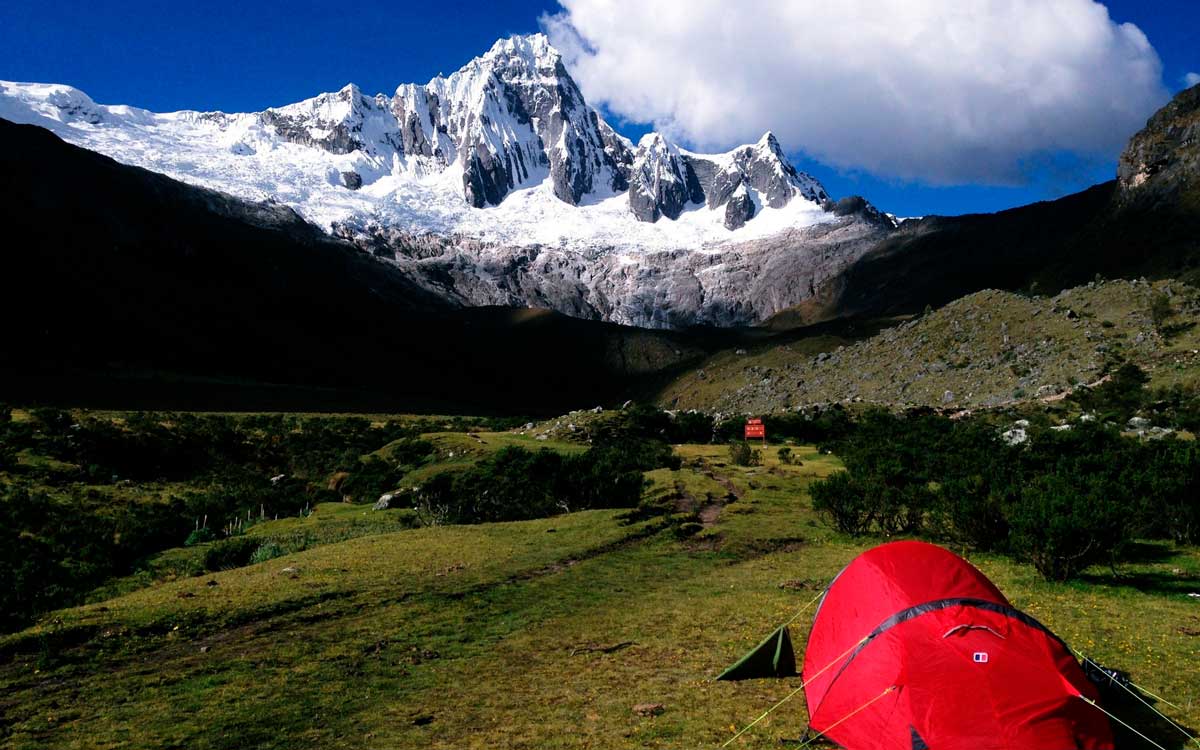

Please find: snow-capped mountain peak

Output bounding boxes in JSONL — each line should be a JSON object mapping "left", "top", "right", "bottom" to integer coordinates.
{"left": 0, "top": 33, "right": 903, "bottom": 330}
{"left": 0, "top": 33, "right": 843, "bottom": 253}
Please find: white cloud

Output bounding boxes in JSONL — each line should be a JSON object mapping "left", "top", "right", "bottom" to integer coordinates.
{"left": 544, "top": 0, "right": 1168, "bottom": 185}
{"left": 1186, "top": 72, "right": 1200, "bottom": 88}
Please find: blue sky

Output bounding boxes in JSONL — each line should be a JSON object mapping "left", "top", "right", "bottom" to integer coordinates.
{"left": 1, "top": 0, "right": 1196, "bottom": 217}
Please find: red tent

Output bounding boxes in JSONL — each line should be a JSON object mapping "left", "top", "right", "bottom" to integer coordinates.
{"left": 803, "top": 541, "right": 1113, "bottom": 750}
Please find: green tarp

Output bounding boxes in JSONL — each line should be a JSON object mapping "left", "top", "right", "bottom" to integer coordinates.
{"left": 715, "top": 625, "right": 798, "bottom": 681}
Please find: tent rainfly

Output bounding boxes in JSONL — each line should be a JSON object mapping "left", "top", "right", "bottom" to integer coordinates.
{"left": 716, "top": 625, "right": 797, "bottom": 681}
{"left": 802, "top": 541, "right": 1114, "bottom": 750}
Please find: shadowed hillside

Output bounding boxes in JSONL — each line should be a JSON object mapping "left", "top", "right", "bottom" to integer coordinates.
{"left": 0, "top": 119, "right": 729, "bottom": 414}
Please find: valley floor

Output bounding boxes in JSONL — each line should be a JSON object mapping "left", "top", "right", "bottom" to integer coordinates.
{"left": 2, "top": 441, "right": 1197, "bottom": 749}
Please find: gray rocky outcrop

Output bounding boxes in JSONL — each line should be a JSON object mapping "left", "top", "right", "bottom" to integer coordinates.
{"left": 1118, "top": 82, "right": 1200, "bottom": 197}
{"left": 628, "top": 133, "right": 701, "bottom": 222}
{"left": 343, "top": 213, "right": 892, "bottom": 328}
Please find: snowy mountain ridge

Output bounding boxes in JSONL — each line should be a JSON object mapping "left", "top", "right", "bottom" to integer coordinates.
{"left": 0, "top": 33, "right": 903, "bottom": 328}
{"left": 0, "top": 34, "right": 842, "bottom": 253}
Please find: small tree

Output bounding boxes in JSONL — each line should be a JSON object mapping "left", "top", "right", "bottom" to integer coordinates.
{"left": 728, "top": 441, "right": 761, "bottom": 467}
{"left": 1007, "top": 472, "right": 1129, "bottom": 581}
{"left": 811, "top": 472, "right": 876, "bottom": 535}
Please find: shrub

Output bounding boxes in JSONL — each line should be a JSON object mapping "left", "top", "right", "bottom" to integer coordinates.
{"left": 934, "top": 475, "right": 1012, "bottom": 551}
{"left": 416, "top": 438, "right": 676, "bottom": 525}
{"left": 202, "top": 537, "right": 261, "bottom": 571}
{"left": 728, "top": 441, "right": 761, "bottom": 467}
{"left": 1007, "top": 472, "right": 1129, "bottom": 581}
{"left": 1135, "top": 441, "right": 1200, "bottom": 544}
{"left": 810, "top": 472, "right": 877, "bottom": 536}
{"left": 777, "top": 446, "right": 793, "bottom": 465}
{"left": 250, "top": 541, "right": 286, "bottom": 565}
{"left": 184, "top": 527, "right": 215, "bottom": 547}
{"left": 1073, "top": 362, "right": 1149, "bottom": 421}
{"left": 874, "top": 482, "right": 937, "bottom": 536}
{"left": 671, "top": 411, "right": 715, "bottom": 444}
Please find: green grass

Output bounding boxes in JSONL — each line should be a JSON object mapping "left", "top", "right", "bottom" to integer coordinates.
{"left": 2, "top": 446, "right": 1197, "bottom": 749}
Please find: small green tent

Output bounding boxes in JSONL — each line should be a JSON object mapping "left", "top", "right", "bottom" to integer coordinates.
{"left": 716, "top": 625, "right": 797, "bottom": 680}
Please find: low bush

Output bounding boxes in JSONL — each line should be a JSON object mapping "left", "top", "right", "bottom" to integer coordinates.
{"left": 727, "top": 441, "right": 761, "bottom": 467}
{"left": 806, "top": 406, "right": 1200, "bottom": 580}
{"left": 249, "top": 541, "right": 287, "bottom": 565}
{"left": 1007, "top": 472, "right": 1129, "bottom": 581}
{"left": 810, "top": 472, "right": 877, "bottom": 535}
{"left": 184, "top": 527, "right": 215, "bottom": 547}
{"left": 416, "top": 438, "right": 678, "bottom": 525}
{"left": 203, "top": 537, "right": 261, "bottom": 571}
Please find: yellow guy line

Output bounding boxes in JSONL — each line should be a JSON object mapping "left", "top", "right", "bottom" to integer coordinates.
{"left": 796, "top": 685, "right": 900, "bottom": 749}
{"left": 721, "top": 635, "right": 867, "bottom": 748}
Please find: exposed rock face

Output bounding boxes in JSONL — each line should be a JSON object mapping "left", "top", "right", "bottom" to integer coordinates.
{"left": 628, "top": 133, "right": 700, "bottom": 222}
{"left": 624, "top": 130, "right": 830, "bottom": 226}
{"left": 826, "top": 195, "right": 896, "bottom": 228}
{"left": 723, "top": 185, "right": 756, "bottom": 230}
{"left": 344, "top": 215, "right": 891, "bottom": 328}
{"left": 688, "top": 132, "right": 829, "bottom": 212}
{"left": 1118, "top": 83, "right": 1200, "bottom": 197}
{"left": 391, "top": 34, "right": 630, "bottom": 208}
{"left": 260, "top": 84, "right": 397, "bottom": 156}
{"left": 253, "top": 35, "right": 632, "bottom": 210}
{"left": 341, "top": 171, "right": 362, "bottom": 190}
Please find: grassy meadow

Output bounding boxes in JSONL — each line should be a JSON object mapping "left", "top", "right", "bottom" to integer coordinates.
{"left": 1, "top": 419, "right": 1197, "bottom": 749}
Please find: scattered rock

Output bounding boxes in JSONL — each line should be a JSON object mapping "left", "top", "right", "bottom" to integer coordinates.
{"left": 633, "top": 703, "right": 666, "bottom": 717}
{"left": 1000, "top": 427, "right": 1028, "bottom": 446}
{"left": 373, "top": 493, "right": 394, "bottom": 511}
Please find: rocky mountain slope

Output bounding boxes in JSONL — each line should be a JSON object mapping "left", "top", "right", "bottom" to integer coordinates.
{"left": 659, "top": 279, "right": 1200, "bottom": 413}
{"left": 0, "top": 33, "right": 889, "bottom": 329}
{"left": 820, "top": 83, "right": 1200, "bottom": 324}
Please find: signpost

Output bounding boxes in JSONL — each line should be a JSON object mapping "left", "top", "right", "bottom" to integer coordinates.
{"left": 744, "top": 418, "right": 766, "bottom": 445}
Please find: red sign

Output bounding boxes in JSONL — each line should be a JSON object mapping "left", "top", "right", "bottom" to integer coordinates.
{"left": 744, "top": 418, "right": 766, "bottom": 440}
